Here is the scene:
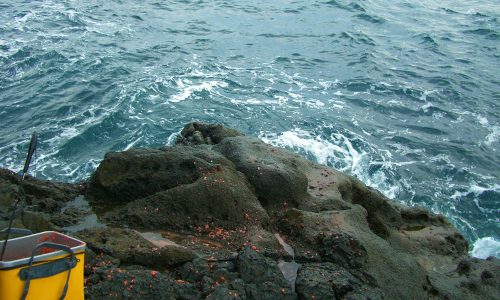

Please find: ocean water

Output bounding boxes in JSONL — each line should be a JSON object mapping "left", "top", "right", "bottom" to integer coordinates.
{"left": 0, "top": 0, "right": 498, "bottom": 258}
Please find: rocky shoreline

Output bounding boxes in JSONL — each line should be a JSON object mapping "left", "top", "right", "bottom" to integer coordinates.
{"left": 1, "top": 122, "right": 498, "bottom": 299}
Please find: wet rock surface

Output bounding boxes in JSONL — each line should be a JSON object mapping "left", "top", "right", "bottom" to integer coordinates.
{"left": 1, "top": 122, "right": 499, "bottom": 299}
{"left": 0, "top": 168, "right": 83, "bottom": 232}
{"left": 296, "top": 262, "right": 382, "bottom": 300}
{"left": 76, "top": 228, "right": 198, "bottom": 269}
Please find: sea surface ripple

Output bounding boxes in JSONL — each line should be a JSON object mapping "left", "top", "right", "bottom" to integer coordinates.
{"left": 0, "top": 0, "right": 499, "bottom": 257}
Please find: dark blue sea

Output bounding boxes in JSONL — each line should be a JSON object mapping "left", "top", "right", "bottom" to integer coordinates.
{"left": 1, "top": 0, "right": 499, "bottom": 258}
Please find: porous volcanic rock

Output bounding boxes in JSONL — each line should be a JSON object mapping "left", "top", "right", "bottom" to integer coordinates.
{"left": 76, "top": 227, "right": 197, "bottom": 269}
{"left": 0, "top": 168, "right": 83, "bottom": 231}
{"left": 1, "top": 122, "right": 498, "bottom": 300}
{"left": 95, "top": 146, "right": 269, "bottom": 230}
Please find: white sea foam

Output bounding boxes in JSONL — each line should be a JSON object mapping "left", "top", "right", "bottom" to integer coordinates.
{"left": 60, "top": 127, "right": 79, "bottom": 140}
{"left": 169, "top": 79, "right": 228, "bottom": 103}
{"left": 484, "top": 125, "right": 500, "bottom": 146}
{"left": 273, "top": 95, "right": 289, "bottom": 104}
{"left": 166, "top": 129, "right": 182, "bottom": 146}
{"left": 203, "top": 108, "right": 216, "bottom": 116}
{"left": 471, "top": 237, "right": 500, "bottom": 259}
{"left": 477, "top": 115, "right": 489, "bottom": 126}
{"left": 421, "top": 102, "right": 433, "bottom": 112}
{"left": 230, "top": 97, "right": 287, "bottom": 106}
{"left": 318, "top": 79, "right": 339, "bottom": 90}
{"left": 259, "top": 128, "right": 399, "bottom": 199}
{"left": 387, "top": 100, "right": 402, "bottom": 106}
{"left": 418, "top": 89, "right": 438, "bottom": 101}
{"left": 387, "top": 142, "right": 425, "bottom": 156}
{"left": 449, "top": 182, "right": 500, "bottom": 215}
{"left": 450, "top": 190, "right": 469, "bottom": 201}
{"left": 469, "top": 183, "right": 500, "bottom": 195}
{"left": 429, "top": 154, "right": 451, "bottom": 164}
{"left": 260, "top": 129, "right": 342, "bottom": 166}
{"left": 289, "top": 97, "right": 325, "bottom": 109}
{"left": 123, "top": 136, "right": 142, "bottom": 151}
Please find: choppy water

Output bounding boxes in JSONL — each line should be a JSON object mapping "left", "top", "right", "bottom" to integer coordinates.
{"left": 1, "top": 0, "right": 499, "bottom": 257}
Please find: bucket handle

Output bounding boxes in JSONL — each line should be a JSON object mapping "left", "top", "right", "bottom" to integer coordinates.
{"left": 19, "top": 242, "right": 75, "bottom": 300}
{"left": 0, "top": 227, "right": 33, "bottom": 237}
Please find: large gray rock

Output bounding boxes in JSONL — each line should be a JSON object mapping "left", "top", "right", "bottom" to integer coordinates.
{"left": 5, "top": 123, "right": 498, "bottom": 300}
{"left": 101, "top": 153, "right": 269, "bottom": 230}
{"left": 86, "top": 145, "right": 269, "bottom": 230}
{"left": 86, "top": 146, "right": 233, "bottom": 204}
{"left": 215, "top": 137, "right": 310, "bottom": 210}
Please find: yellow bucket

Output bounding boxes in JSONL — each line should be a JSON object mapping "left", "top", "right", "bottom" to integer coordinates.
{"left": 0, "top": 230, "right": 86, "bottom": 300}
